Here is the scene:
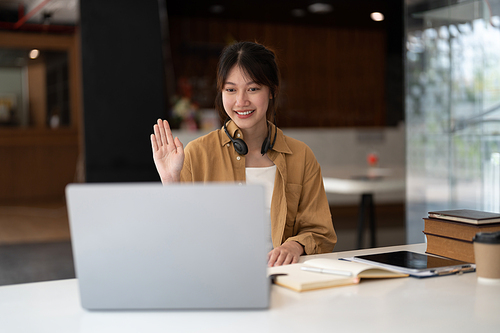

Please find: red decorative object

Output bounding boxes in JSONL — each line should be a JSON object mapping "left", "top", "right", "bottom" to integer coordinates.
{"left": 367, "top": 152, "right": 379, "bottom": 167}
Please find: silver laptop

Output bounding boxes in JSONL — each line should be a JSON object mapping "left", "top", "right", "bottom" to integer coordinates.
{"left": 66, "top": 182, "right": 270, "bottom": 310}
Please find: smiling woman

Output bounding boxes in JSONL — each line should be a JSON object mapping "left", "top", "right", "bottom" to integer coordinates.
{"left": 151, "top": 41, "right": 337, "bottom": 267}
{"left": 222, "top": 66, "right": 271, "bottom": 134}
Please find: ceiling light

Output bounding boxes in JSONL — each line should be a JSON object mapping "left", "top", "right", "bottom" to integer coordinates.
{"left": 308, "top": 3, "right": 333, "bottom": 14}
{"left": 209, "top": 5, "right": 224, "bottom": 14}
{"left": 370, "top": 12, "right": 384, "bottom": 22}
{"left": 291, "top": 9, "right": 306, "bottom": 17}
{"left": 29, "top": 49, "right": 40, "bottom": 59}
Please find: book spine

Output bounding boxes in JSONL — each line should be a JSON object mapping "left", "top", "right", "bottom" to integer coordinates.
{"left": 423, "top": 218, "right": 479, "bottom": 241}
{"left": 425, "top": 233, "right": 475, "bottom": 263}
{"left": 423, "top": 218, "right": 500, "bottom": 242}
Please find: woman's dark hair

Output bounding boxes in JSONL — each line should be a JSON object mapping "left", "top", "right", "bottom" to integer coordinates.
{"left": 214, "top": 41, "right": 280, "bottom": 122}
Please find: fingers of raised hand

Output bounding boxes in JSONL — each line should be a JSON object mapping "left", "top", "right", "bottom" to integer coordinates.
{"left": 150, "top": 133, "right": 159, "bottom": 152}
{"left": 152, "top": 124, "right": 162, "bottom": 150}
{"left": 174, "top": 137, "right": 184, "bottom": 152}
{"left": 164, "top": 120, "right": 176, "bottom": 150}
{"left": 152, "top": 119, "right": 176, "bottom": 150}
{"left": 156, "top": 119, "right": 169, "bottom": 146}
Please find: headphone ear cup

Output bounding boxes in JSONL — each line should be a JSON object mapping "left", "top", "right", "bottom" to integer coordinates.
{"left": 224, "top": 118, "right": 248, "bottom": 155}
{"left": 233, "top": 138, "right": 249, "bottom": 155}
{"left": 261, "top": 137, "right": 270, "bottom": 155}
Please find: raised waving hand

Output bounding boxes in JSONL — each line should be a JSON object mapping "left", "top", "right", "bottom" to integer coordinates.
{"left": 150, "top": 119, "right": 184, "bottom": 183}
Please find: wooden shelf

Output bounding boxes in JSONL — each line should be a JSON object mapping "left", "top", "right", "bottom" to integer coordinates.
{"left": 0, "top": 127, "right": 78, "bottom": 146}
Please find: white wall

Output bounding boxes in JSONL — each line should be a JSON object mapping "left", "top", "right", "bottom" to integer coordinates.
{"left": 283, "top": 125, "right": 406, "bottom": 205}
{"left": 282, "top": 125, "right": 406, "bottom": 171}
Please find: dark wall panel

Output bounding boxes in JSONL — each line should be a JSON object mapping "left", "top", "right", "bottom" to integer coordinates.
{"left": 167, "top": 17, "right": 388, "bottom": 128}
{"left": 80, "top": 0, "right": 165, "bottom": 182}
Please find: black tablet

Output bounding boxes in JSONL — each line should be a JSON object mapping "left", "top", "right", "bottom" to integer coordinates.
{"left": 351, "top": 251, "right": 475, "bottom": 277}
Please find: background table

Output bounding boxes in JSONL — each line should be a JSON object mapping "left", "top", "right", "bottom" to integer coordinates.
{"left": 323, "top": 167, "right": 405, "bottom": 248}
{"left": 1, "top": 243, "right": 499, "bottom": 333}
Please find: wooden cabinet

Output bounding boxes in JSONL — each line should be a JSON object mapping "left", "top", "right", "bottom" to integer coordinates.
{"left": 0, "top": 31, "right": 82, "bottom": 202}
{"left": 0, "top": 128, "right": 80, "bottom": 201}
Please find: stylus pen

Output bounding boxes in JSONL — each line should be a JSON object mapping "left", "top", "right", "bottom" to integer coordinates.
{"left": 301, "top": 266, "right": 353, "bottom": 277}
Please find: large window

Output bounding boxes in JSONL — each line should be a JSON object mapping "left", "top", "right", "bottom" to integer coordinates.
{"left": 406, "top": 0, "right": 500, "bottom": 242}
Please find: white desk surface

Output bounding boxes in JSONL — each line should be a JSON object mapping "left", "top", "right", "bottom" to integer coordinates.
{"left": 322, "top": 166, "right": 405, "bottom": 195}
{"left": 1, "top": 243, "right": 499, "bottom": 333}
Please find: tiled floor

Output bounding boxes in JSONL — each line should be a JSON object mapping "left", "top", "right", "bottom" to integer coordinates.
{"left": 0, "top": 202, "right": 75, "bottom": 286}
{"left": 0, "top": 202, "right": 406, "bottom": 286}
{"left": 0, "top": 241, "right": 75, "bottom": 285}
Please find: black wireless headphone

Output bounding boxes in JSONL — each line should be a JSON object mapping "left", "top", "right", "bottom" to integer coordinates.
{"left": 223, "top": 115, "right": 277, "bottom": 156}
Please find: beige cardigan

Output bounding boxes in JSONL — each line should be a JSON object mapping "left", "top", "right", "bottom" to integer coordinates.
{"left": 180, "top": 120, "right": 337, "bottom": 255}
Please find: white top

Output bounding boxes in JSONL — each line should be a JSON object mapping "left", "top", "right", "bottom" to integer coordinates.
{"left": 246, "top": 165, "right": 276, "bottom": 251}
{"left": 245, "top": 165, "right": 276, "bottom": 215}
{"left": 1, "top": 244, "right": 499, "bottom": 333}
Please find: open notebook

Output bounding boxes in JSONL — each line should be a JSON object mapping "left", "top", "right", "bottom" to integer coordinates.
{"left": 268, "top": 258, "right": 408, "bottom": 292}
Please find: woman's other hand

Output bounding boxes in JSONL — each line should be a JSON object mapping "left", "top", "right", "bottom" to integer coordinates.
{"left": 267, "top": 241, "right": 304, "bottom": 267}
{"left": 150, "top": 119, "right": 184, "bottom": 183}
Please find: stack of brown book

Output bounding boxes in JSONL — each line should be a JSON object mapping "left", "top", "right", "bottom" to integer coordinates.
{"left": 423, "top": 209, "right": 500, "bottom": 263}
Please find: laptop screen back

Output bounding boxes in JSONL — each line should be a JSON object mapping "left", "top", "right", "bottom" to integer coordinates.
{"left": 66, "top": 182, "right": 270, "bottom": 310}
